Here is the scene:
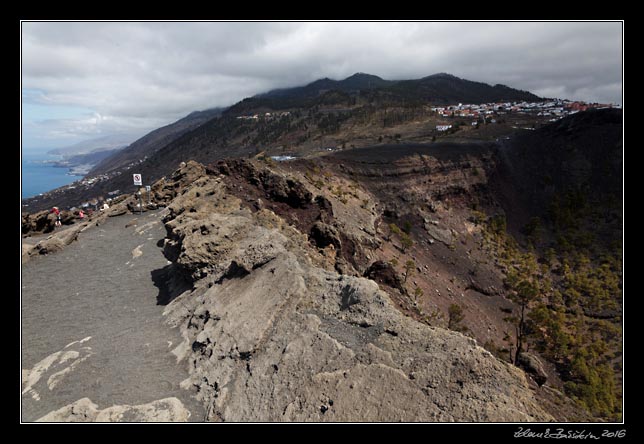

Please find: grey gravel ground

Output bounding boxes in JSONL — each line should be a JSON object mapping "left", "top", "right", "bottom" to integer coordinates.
{"left": 21, "top": 209, "right": 205, "bottom": 422}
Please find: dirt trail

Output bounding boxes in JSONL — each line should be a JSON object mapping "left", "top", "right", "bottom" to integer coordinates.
{"left": 21, "top": 209, "right": 205, "bottom": 422}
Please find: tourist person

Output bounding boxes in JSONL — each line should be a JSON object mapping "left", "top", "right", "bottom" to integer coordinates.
{"left": 51, "top": 206, "right": 62, "bottom": 227}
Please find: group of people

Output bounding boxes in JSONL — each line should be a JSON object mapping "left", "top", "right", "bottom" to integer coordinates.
{"left": 50, "top": 201, "right": 109, "bottom": 228}
{"left": 50, "top": 200, "right": 110, "bottom": 227}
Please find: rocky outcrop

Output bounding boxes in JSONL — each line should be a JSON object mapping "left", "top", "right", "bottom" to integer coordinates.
{"left": 160, "top": 175, "right": 281, "bottom": 282}
{"left": 22, "top": 224, "right": 88, "bottom": 261}
{"left": 363, "top": 260, "right": 405, "bottom": 293}
{"left": 22, "top": 210, "right": 55, "bottom": 234}
{"left": 158, "top": 162, "right": 553, "bottom": 422}
{"left": 310, "top": 221, "right": 342, "bottom": 250}
{"left": 518, "top": 352, "right": 548, "bottom": 387}
{"left": 36, "top": 397, "right": 190, "bottom": 422}
{"left": 22, "top": 209, "right": 77, "bottom": 235}
{"left": 216, "top": 159, "right": 313, "bottom": 209}
{"left": 148, "top": 160, "right": 208, "bottom": 206}
{"left": 212, "top": 158, "right": 380, "bottom": 277}
{"left": 423, "top": 219, "right": 454, "bottom": 246}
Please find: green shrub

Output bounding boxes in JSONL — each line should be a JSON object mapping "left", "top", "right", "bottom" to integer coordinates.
{"left": 448, "top": 304, "right": 467, "bottom": 332}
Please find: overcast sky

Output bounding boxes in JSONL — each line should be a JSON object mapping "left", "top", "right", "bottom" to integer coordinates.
{"left": 21, "top": 21, "right": 623, "bottom": 151}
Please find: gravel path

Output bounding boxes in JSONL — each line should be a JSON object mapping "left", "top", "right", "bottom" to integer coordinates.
{"left": 21, "top": 209, "right": 205, "bottom": 422}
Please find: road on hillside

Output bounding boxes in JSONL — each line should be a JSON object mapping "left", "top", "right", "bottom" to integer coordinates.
{"left": 21, "top": 209, "right": 205, "bottom": 422}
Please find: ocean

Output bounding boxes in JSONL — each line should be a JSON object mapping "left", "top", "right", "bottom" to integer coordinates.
{"left": 21, "top": 151, "right": 84, "bottom": 199}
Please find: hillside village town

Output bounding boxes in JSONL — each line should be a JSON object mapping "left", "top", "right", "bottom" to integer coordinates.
{"left": 23, "top": 99, "right": 618, "bottom": 211}
{"left": 431, "top": 99, "right": 618, "bottom": 131}
{"left": 236, "top": 111, "right": 292, "bottom": 121}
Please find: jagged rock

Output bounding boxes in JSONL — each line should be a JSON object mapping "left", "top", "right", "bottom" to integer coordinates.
{"left": 424, "top": 222, "right": 453, "bottom": 245}
{"left": 34, "top": 237, "right": 65, "bottom": 255}
{"left": 30, "top": 220, "right": 90, "bottom": 257}
{"left": 218, "top": 159, "right": 312, "bottom": 209}
{"left": 60, "top": 211, "right": 76, "bottom": 226}
{"left": 153, "top": 183, "right": 179, "bottom": 204}
{"left": 22, "top": 209, "right": 75, "bottom": 231}
{"left": 161, "top": 176, "right": 287, "bottom": 283}
{"left": 22, "top": 210, "right": 55, "bottom": 234}
{"left": 211, "top": 159, "right": 378, "bottom": 279}
{"left": 171, "top": 160, "right": 207, "bottom": 187}
{"left": 310, "top": 222, "right": 342, "bottom": 250}
{"left": 260, "top": 170, "right": 312, "bottom": 208}
{"left": 159, "top": 174, "right": 553, "bottom": 422}
{"left": 363, "top": 260, "right": 404, "bottom": 293}
{"left": 164, "top": 212, "right": 287, "bottom": 282}
{"left": 518, "top": 352, "right": 548, "bottom": 387}
{"left": 314, "top": 195, "right": 333, "bottom": 212}
{"left": 334, "top": 256, "right": 357, "bottom": 276}
{"left": 213, "top": 161, "right": 231, "bottom": 176}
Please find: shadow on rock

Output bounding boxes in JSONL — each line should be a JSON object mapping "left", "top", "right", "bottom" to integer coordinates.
{"left": 151, "top": 264, "right": 191, "bottom": 305}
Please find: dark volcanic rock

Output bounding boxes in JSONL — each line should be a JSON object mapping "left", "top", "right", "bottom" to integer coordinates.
{"left": 218, "top": 159, "right": 313, "bottom": 209}
{"left": 259, "top": 170, "right": 312, "bottom": 208}
{"left": 364, "top": 260, "right": 405, "bottom": 293}
{"left": 60, "top": 211, "right": 76, "bottom": 226}
{"left": 22, "top": 210, "right": 55, "bottom": 235}
{"left": 310, "top": 222, "right": 342, "bottom": 250}
{"left": 170, "top": 160, "right": 206, "bottom": 188}
{"left": 22, "top": 209, "right": 79, "bottom": 234}
{"left": 315, "top": 195, "right": 333, "bottom": 212}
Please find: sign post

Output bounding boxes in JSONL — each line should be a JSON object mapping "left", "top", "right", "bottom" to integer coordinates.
{"left": 133, "top": 174, "right": 142, "bottom": 186}
{"left": 133, "top": 174, "right": 143, "bottom": 214}
{"left": 146, "top": 185, "right": 151, "bottom": 206}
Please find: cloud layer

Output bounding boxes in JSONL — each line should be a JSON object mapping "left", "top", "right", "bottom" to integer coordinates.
{"left": 21, "top": 21, "right": 623, "bottom": 148}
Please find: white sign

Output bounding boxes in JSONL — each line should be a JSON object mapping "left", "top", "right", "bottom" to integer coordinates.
{"left": 133, "top": 174, "right": 142, "bottom": 186}
{"left": 145, "top": 185, "right": 151, "bottom": 192}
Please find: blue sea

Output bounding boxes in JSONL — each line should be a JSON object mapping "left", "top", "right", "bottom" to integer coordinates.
{"left": 21, "top": 151, "right": 84, "bottom": 199}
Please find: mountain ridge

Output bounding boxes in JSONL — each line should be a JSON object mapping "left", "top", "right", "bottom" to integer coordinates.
{"left": 231, "top": 72, "right": 541, "bottom": 114}
{"left": 257, "top": 72, "right": 396, "bottom": 100}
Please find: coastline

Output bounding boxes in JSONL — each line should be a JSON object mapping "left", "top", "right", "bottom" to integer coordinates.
{"left": 22, "top": 153, "right": 85, "bottom": 200}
